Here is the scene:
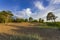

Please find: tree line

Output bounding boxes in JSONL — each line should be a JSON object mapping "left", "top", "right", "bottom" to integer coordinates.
{"left": 0, "top": 11, "right": 57, "bottom": 23}
{"left": 0, "top": 11, "right": 44, "bottom": 23}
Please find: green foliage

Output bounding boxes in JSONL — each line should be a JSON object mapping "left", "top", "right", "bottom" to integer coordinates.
{"left": 0, "top": 16, "right": 5, "bottom": 23}
{"left": 47, "top": 12, "right": 57, "bottom": 22}
{"left": 0, "top": 11, "right": 13, "bottom": 23}
{"left": 10, "top": 35, "right": 38, "bottom": 40}
{"left": 41, "top": 19, "right": 44, "bottom": 23}
{"left": 0, "top": 10, "right": 59, "bottom": 23}
{"left": 39, "top": 18, "right": 44, "bottom": 23}
{"left": 15, "top": 18, "right": 25, "bottom": 22}
{"left": 29, "top": 17, "right": 33, "bottom": 22}
{"left": 32, "top": 20, "right": 38, "bottom": 22}
{"left": 39, "top": 18, "right": 41, "bottom": 23}
{"left": 46, "top": 22, "right": 60, "bottom": 28}
{"left": 24, "top": 19, "right": 28, "bottom": 22}
{"left": 8, "top": 17, "right": 14, "bottom": 22}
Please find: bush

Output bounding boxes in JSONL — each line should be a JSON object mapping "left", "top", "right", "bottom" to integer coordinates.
{"left": 32, "top": 20, "right": 38, "bottom": 22}
{"left": 46, "top": 22, "right": 60, "bottom": 28}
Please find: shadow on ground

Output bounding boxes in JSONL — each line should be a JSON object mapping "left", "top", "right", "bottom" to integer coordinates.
{"left": 0, "top": 33, "right": 38, "bottom": 40}
{"left": 6, "top": 24, "right": 60, "bottom": 40}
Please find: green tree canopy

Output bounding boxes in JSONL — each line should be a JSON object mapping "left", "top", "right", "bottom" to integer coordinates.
{"left": 29, "top": 17, "right": 33, "bottom": 22}
{"left": 39, "top": 18, "right": 44, "bottom": 23}
{"left": 46, "top": 12, "right": 57, "bottom": 22}
{"left": 24, "top": 19, "right": 28, "bottom": 22}
{"left": 0, "top": 11, "right": 13, "bottom": 23}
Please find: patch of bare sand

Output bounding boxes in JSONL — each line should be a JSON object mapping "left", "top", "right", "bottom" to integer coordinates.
{"left": 0, "top": 22, "right": 34, "bottom": 35}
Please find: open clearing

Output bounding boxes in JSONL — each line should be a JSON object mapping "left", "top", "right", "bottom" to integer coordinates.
{"left": 0, "top": 22, "right": 60, "bottom": 40}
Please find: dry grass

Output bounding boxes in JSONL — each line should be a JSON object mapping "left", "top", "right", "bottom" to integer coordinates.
{"left": 0, "top": 22, "right": 60, "bottom": 40}
{"left": 0, "top": 22, "right": 41, "bottom": 40}
{"left": 0, "top": 22, "right": 36, "bottom": 35}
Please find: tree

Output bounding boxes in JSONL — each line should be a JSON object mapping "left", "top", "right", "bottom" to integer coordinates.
{"left": 41, "top": 19, "right": 44, "bottom": 23}
{"left": 0, "top": 11, "right": 13, "bottom": 23}
{"left": 46, "top": 12, "right": 57, "bottom": 22}
{"left": 39, "top": 18, "right": 44, "bottom": 23}
{"left": 32, "top": 20, "right": 38, "bottom": 22}
{"left": 15, "top": 18, "right": 25, "bottom": 22}
{"left": 29, "top": 17, "right": 33, "bottom": 22}
{"left": 6, "top": 11, "right": 13, "bottom": 22}
{"left": 24, "top": 19, "right": 28, "bottom": 22}
{"left": 39, "top": 18, "right": 42, "bottom": 23}
{"left": 0, "top": 15, "right": 5, "bottom": 23}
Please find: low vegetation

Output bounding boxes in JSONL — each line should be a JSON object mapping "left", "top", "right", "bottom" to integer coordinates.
{"left": 0, "top": 11, "right": 60, "bottom": 40}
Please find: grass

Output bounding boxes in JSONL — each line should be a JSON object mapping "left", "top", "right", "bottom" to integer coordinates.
{"left": 0, "top": 22, "right": 60, "bottom": 40}
{"left": 0, "top": 22, "right": 42, "bottom": 40}
{"left": 9, "top": 34, "right": 42, "bottom": 40}
{"left": 37, "top": 22, "right": 60, "bottom": 28}
{"left": 0, "top": 32, "right": 42, "bottom": 40}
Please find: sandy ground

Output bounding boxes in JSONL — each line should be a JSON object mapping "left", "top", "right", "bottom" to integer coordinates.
{"left": 0, "top": 22, "right": 60, "bottom": 40}
{"left": 0, "top": 22, "right": 33, "bottom": 34}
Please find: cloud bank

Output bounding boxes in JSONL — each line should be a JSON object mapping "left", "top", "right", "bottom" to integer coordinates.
{"left": 15, "top": 0, "right": 60, "bottom": 21}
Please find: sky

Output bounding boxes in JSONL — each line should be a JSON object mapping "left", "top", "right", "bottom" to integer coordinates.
{"left": 0, "top": 0, "right": 60, "bottom": 21}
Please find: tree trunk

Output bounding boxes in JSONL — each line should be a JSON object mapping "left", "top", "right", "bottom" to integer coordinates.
{"left": 54, "top": 19, "right": 55, "bottom": 22}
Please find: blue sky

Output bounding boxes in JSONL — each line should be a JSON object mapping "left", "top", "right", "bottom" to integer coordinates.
{"left": 0, "top": 0, "right": 60, "bottom": 21}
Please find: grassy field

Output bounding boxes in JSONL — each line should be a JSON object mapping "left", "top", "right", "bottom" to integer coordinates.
{"left": 0, "top": 22, "right": 60, "bottom": 40}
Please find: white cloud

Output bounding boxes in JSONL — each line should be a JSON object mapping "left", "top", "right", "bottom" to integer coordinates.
{"left": 32, "top": 0, "right": 60, "bottom": 21}
{"left": 34, "top": 1, "right": 45, "bottom": 10}
{"left": 54, "top": 0, "right": 60, "bottom": 4}
{"left": 15, "top": 8, "right": 32, "bottom": 18}
{"left": 14, "top": 0, "right": 60, "bottom": 21}
{"left": 25, "top": 8, "right": 32, "bottom": 17}
{"left": 47, "top": 0, "right": 60, "bottom": 4}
